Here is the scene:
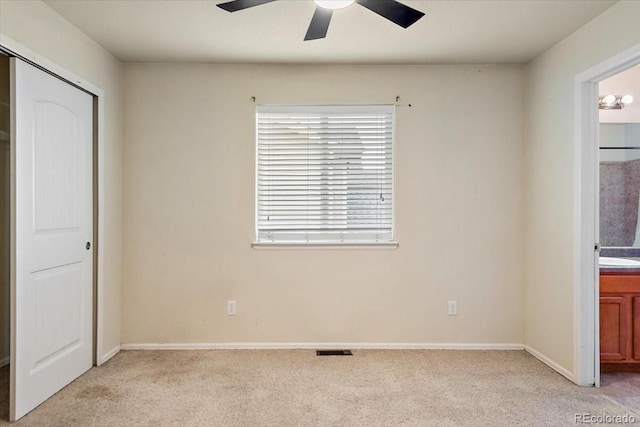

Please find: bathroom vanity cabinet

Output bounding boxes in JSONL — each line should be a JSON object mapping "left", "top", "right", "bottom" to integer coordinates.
{"left": 600, "top": 272, "right": 640, "bottom": 371}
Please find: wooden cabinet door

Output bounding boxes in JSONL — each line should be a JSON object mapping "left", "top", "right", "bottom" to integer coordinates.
{"left": 600, "top": 296, "right": 629, "bottom": 361}
{"left": 633, "top": 297, "right": 640, "bottom": 360}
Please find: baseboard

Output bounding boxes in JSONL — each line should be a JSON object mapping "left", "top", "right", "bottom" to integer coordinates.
{"left": 525, "top": 345, "right": 576, "bottom": 383}
{"left": 0, "top": 355, "right": 9, "bottom": 368}
{"left": 121, "top": 342, "right": 525, "bottom": 351}
{"left": 98, "top": 345, "right": 121, "bottom": 365}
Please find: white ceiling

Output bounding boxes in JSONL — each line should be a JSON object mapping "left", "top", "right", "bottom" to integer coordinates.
{"left": 44, "top": 0, "right": 617, "bottom": 64}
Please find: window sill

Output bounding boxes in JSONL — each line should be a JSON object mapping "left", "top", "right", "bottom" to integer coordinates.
{"left": 251, "top": 242, "right": 399, "bottom": 250}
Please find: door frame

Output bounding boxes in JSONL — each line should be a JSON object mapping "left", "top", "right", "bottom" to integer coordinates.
{"left": 0, "top": 34, "right": 108, "bottom": 366}
{"left": 574, "top": 42, "right": 640, "bottom": 386}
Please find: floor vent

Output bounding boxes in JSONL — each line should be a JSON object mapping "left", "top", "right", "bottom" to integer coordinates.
{"left": 316, "top": 350, "right": 353, "bottom": 356}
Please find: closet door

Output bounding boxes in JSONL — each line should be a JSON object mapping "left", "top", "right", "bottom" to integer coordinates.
{"left": 10, "top": 58, "right": 93, "bottom": 421}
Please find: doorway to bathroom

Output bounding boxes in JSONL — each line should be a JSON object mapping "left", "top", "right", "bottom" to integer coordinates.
{"left": 597, "top": 64, "right": 640, "bottom": 408}
{"left": 574, "top": 44, "right": 640, "bottom": 390}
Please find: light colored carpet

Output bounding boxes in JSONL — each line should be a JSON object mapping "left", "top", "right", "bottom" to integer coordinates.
{"left": 602, "top": 372, "right": 640, "bottom": 412}
{"left": 0, "top": 350, "right": 638, "bottom": 426}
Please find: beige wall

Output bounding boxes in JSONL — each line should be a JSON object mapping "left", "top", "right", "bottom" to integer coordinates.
{"left": 122, "top": 63, "right": 525, "bottom": 345}
{"left": 524, "top": 0, "right": 640, "bottom": 374}
{"left": 0, "top": 1, "right": 123, "bottom": 359}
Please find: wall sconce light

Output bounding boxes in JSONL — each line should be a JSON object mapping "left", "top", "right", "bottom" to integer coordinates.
{"left": 599, "top": 94, "right": 634, "bottom": 110}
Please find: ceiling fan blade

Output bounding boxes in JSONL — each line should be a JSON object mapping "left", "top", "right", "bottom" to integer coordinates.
{"left": 217, "top": 0, "right": 278, "bottom": 12}
{"left": 304, "top": 7, "right": 333, "bottom": 41}
{"left": 355, "top": 0, "right": 425, "bottom": 28}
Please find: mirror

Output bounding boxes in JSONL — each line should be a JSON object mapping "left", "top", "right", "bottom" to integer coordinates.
{"left": 600, "top": 123, "right": 640, "bottom": 254}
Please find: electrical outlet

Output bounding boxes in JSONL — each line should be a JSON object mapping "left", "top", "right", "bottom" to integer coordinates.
{"left": 448, "top": 300, "right": 458, "bottom": 316}
{"left": 227, "top": 300, "right": 237, "bottom": 316}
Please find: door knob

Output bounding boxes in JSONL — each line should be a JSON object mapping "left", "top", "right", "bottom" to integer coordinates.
{"left": 86, "top": 242, "right": 91, "bottom": 250}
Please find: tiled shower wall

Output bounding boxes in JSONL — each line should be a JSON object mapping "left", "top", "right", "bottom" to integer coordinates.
{"left": 600, "top": 159, "right": 640, "bottom": 246}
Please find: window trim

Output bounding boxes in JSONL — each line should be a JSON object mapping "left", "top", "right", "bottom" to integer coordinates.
{"left": 251, "top": 242, "right": 399, "bottom": 249}
{"left": 253, "top": 104, "right": 397, "bottom": 247}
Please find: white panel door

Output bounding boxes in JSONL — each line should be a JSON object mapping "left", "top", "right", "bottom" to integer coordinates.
{"left": 10, "top": 58, "right": 93, "bottom": 421}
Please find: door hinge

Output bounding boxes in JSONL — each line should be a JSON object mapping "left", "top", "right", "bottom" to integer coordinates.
{"left": 595, "top": 243, "right": 601, "bottom": 251}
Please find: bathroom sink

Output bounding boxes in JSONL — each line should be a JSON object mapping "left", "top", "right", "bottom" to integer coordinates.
{"left": 599, "top": 257, "right": 640, "bottom": 267}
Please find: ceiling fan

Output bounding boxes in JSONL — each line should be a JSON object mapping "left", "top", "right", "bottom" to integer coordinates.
{"left": 217, "top": 0, "right": 425, "bottom": 41}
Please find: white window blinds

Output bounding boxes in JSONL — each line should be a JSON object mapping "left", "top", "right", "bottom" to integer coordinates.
{"left": 256, "top": 105, "right": 395, "bottom": 243}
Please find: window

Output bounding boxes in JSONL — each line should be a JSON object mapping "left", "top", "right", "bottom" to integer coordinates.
{"left": 256, "top": 105, "right": 395, "bottom": 244}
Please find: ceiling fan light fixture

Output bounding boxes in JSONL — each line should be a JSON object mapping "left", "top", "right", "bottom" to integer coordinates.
{"left": 218, "top": 0, "right": 426, "bottom": 41}
{"left": 314, "top": 0, "right": 355, "bottom": 10}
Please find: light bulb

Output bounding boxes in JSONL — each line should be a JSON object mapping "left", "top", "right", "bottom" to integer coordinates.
{"left": 621, "top": 95, "right": 634, "bottom": 105}
{"left": 603, "top": 95, "right": 616, "bottom": 105}
{"left": 314, "top": 0, "right": 355, "bottom": 10}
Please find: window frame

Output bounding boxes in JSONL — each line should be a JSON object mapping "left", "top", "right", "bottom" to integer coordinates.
{"left": 253, "top": 104, "right": 398, "bottom": 248}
